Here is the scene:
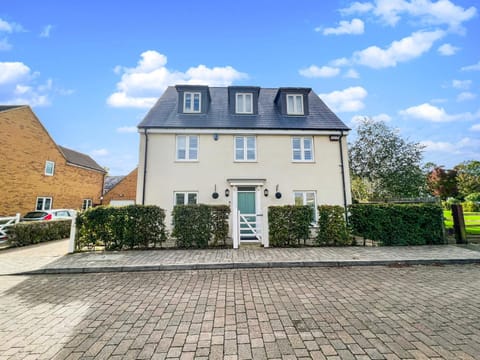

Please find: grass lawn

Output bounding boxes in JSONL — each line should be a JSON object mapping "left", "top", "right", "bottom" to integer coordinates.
{"left": 444, "top": 210, "right": 480, "bottom": 235}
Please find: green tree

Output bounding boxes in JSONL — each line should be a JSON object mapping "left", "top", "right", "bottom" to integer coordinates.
{"left": 455, "top": 160, "right": 480, "bottom": 198}
{"left": 349, "top": 118, "right": 425, "bottom": 201}
{"left": 426, "top": 166, "right": 458, "bottom": 200}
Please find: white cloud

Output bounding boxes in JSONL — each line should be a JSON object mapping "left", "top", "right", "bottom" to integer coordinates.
{"left": 322, "top": 19, "right": 365, "bottom": 35}
{"left": 108, "top": 50, "right": 247, "bottom": 108}
{"left": 353, "top": 29, "right": 444, "bottom": 68}
{"left": 452, "top": 79, "right": 471, "bottom": 89}
{"left": 319, "top": 86, "right": 367, "bottom": 113}
{"left": 346, "top": 0, "right": 476, "bottom": 29}
{"left": 461, "top": 61, "right": 480, "bottom": 71}
{"left": 420, "top": 140, "right": 455, "bottom": 152}
{"left": 344, "top": 69, "right": 360, "bottom": 78}
{"left": 0, "top": 18, "right": 23, "bottom": 33}
{"left": 372, "top": 113, "right": 392, "bottom": 122}
{"left": 340, "top": 2, "right": 374, "bottom": 15}
{"left": 421, "top": 137, "right": 480, "bottom": 156}
{"left": 91, "top": 149, "right": 109, "bottom": 157}
{"left": 399, "top": 102, "right": 479, "bottom": 122}
{"left": 437, "top": 43, "right": 459, "bottom": 56}
{"left": 330, "top": 57, "right": 351, "bottom": 67}
{"left": 457, "top": 92, "right": 476, "bottom": 102}
{"left": 0, "top": 61, "right": 59, "bottom": 106}
{"left": 350, "top": 112, "right": 391, "bottom": 126}
{"left": 0, "top": 37, "right": 11, "bottom": 51}
{"left": 40, "top": 25, "right": 53, "bottom": 38}
{"left": 470, "top": 123, "right": 480, "bottom": 131}
{"left": 117, "top": 126, "right": 138, "bottom": 133}
{"left": 299, "top": 65, "right": 340, "bottom": 78}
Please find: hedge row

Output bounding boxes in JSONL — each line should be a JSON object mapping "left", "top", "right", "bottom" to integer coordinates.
{"left": 268, "top": 205, "right": 313, "bottom": 246}
{"left": 9, "top": 220, "right": 71, "bottom": 247}
{"left": 317, "top": 205, "right": 351, "bottom": 246}
{"left": 171, "top": 205, "right": 230, "bottom": 248}
{"left": 76, "top": 205, "right": 167, "bottom": 250}
{"left": 348, "top": 203, "right": 445, "bottom": 245}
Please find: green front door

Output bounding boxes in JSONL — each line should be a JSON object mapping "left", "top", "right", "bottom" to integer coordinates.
{"left": 237, "top": 187, "right": 256, "bottom": 239}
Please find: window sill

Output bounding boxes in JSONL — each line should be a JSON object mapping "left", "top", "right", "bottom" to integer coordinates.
{"left": 234, "top": 160, "right": 258, "bottom": 163}
{"left": 175, "top": 160, "right": 199, "bottom": 163}
{"left": 292, "top": 160, "right": 315, "bottom": 163}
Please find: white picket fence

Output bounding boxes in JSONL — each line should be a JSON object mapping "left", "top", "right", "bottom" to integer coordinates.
{"left": 0, "top": 213, "right": 20, "bottom": 239}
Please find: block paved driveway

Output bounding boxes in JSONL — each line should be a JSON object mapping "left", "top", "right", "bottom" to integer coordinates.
{"left": 1, "top": 265, "right": 480, "bottom": 360}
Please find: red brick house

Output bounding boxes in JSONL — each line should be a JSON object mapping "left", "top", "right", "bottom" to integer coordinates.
{"left": 0, "top": 105, "right": 106, "bottom": 216}
{"left": 102, "top": 168, "right": 137, "bottom": 206}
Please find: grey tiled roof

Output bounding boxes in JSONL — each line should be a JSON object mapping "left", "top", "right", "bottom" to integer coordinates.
{"left": 138, "top": 86, "right": 349, "bottom": 131}
{"left": 103, "top": 176, "right": 125, "bottom": 193}
{"left": 58, "top": 146, "right": 106, "bottom": 173}
{"left": 0, "top": 105, "right": 25, "bottom": 112}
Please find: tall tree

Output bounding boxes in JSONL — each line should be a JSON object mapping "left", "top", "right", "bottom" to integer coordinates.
{"left": 426, "top": 166, "right": 458, "bottom": 199}
{"left": 455, "top": 160, "right": 480, "bottom": 198}
{"left": 349, "top": 118, "right": 425, "bottom": 201}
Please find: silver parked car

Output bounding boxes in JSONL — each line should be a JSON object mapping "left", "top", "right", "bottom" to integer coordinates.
{"left": 21, "top": 209, "right": 76, "bottom": 221}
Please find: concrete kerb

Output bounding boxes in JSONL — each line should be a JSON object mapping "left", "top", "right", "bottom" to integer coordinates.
{"left": 12, "top": 257, "right": 480, "bottom": 275}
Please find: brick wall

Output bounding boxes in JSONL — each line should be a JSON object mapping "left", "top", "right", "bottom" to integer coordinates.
{"left": 102, "top": 168, "right": 137, "bottom": 205}
{"left": 0, "top": 107, "right": 105, "bottom": 216}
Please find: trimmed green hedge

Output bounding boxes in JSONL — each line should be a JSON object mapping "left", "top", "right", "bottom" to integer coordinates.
{"left": 9, "top": 220, "right": 71, "bottom": 247}
{"left": 268, "top": 205, "right": 313, "bottom": 247}
{"left": 317, "top": 205, "right": 351, "bottom": 246}
{"left": 349, "top": 203, "right": 445, "bottom": 245}
{"left": 76, "top": 205, "right": 167, "bottom": 250}
{"left": 171, "top": 205, "right": 230, "bottom": 248}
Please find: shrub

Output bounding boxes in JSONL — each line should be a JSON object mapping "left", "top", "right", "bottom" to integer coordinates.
{"left": 316, "top": 205, "right": 351, "bottom": 246}
{"left": 76, "top": 205, "right": 167, "bottom": 250}
{"left": 268, "top": 206, "right": 313, "bottom": 247}
{"left": 9, "top": 220, "right": 71, "bottom": 247}
{"left": 442, "top": 197, "right": 461, "bottom": 210}
{"left": 462, "top": 201, "right": 480, "bottom": 212}
{"left": 171, "top": 204, "right": 231, "bottom": 248}
{"left": 349, "top": 203, "right": 445, "bottom": 246}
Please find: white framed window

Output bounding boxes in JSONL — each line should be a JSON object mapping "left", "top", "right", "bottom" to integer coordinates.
{"left": 292, "top": 137, "right": 314, "bottom": 162}
{"left": 235, "top": 136, "right": 256, "bottom": 161}
{"left": 45, "top": 161, "right": 55, "bottom": 176}
{"left": 174, "top": 192, "right": 198, "bottom": 205}
{"left": 287, "top": 94, "right": 304, "bottom": 115}
{"left": 294, "top": 191, "right": 317, "bottom": 223}
{"left": 36, "top": 197, "right": 52, "bottom": 210}
{"left": 236, "top": 93, "right": 253, "bottom": 114}
{"left": 176, "top": 135, "right": 199, "bottom": 161}
{"left": 184, "top": 92, "right": 201, "bottom": 113}
{"left": 82, "top": 199, "right": 92, "bottom": 210}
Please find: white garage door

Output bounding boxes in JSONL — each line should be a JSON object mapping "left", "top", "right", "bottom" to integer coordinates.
{"left": 109, "top": 200, "right": 135, "bottom": 207}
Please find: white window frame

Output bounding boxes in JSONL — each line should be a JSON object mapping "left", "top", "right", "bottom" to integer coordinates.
{"left": 174, "top": 192, "right": 198, "bottom": 205}
{"left": 36, "top": 197, "right": 52, "bottom": 210}
{"left": 183, "top": 92, "right": 201, "bottom": 113}
{"left": 176, "top": 135, "right": 199, "bottom": 161}
{"left": 286, "top": 94, "right": 304, "bottom": 115}
{"left": 45, "top": 161, "right": 55, "bottom": 176}
{"left": 82, "top": 199, "right": 92, "bottom": 210}
{"left": 234, "top": 136, "right": 257, "bottom": 162}
{"left": 235, "top": 93, "right": 253, "bottom": 114}
{"left": 293, "top": 191, "right": 317, "bottom": 224}
{"left": 292, "top": 136, "right": 314, "bottom": 162}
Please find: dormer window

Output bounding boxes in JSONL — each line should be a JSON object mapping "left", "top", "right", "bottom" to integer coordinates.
{"left": 287, "top": 94, "right": 304, "bottom": 115}
{"left": 184, "top": 92, "right": 201, "bottom": 113}
{"left": 236, "top": 93, "right": 253, "bottom": 114}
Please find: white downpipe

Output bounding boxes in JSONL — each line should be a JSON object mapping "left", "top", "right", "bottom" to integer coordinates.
{"left": 68, "top": 212, "right": 77, "bottom": 253}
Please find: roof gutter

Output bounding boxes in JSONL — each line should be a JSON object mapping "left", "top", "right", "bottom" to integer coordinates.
{"left": 141, "top": 129, "right": 149, "bottom": 205}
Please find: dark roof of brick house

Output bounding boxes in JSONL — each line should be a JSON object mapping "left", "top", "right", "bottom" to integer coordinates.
{"left": 103, "top": 176, "right": 125, "bottom": 193}
{"left": 59, "top": 146, "right": 106, "bottom": 173}
{"left": 138, "top": 86, "right": 349, "bottom": 131}
{"left": 0, "top": 105, "right": 25, "bottom": 112}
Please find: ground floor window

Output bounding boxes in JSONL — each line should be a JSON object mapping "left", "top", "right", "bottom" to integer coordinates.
{"left": 36, "top": 197, "right": 52, "bottom": 210}
{"left": 174, "top": 192, "right": 198, "bottom": 205}
{"left": 82, "top": 199, "right": 92, "bottom": 210}
{"left": 293, "top": 191, "right": 317, "bottom": 223}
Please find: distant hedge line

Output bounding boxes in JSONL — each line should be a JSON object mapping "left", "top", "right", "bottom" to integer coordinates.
{"left": 9, "top": 220, "right": 71, "bottom": 247}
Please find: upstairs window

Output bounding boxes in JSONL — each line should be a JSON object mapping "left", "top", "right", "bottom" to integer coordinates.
{"left": 287, "top": 94, "right": 304, "bottom": 115}
{"left": 176, "top": 135, "right": 198, "bottom": 161}
{"left": 236, "top": 93, "right": 253, "bottom": 114}
{"left": 174, "top": 192, "right": 198, "bottom": 205}
{"left": 235, "top": 136, "right": 256, "bottom": 161}
{"left": 292, "top": 137, "right": 313, "bottom": 162}
{"left": 45, "top": 161, "right": 55, "bottom": 176}
{"left": 184, "top": 92, "right": 201, "bottom": 113}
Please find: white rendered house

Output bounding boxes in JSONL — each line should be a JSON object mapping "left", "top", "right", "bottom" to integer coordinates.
{"left": 136, "top": 85, "right": 351, "bottom": 248}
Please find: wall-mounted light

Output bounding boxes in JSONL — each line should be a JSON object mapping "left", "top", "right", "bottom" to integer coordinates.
{"left": 225, "top": 188, "right": 230, "bottom": 197}
{"left": 213, "top": 133, "right": 219, "bottom": 141}
{"left": 212, "top": 185, "right": 219, "bottom": 199}
{"left": 264, "top": 188, "right": 269, "bottom": 197}
{"left": 329, "top": 134, "right": 341, "bottom": 141}
{"left": 275, "top": 184, "right": 282, "bottom": 199}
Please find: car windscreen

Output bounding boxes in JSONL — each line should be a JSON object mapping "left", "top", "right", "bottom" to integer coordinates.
{"left": 23, "top": 211, "right": 47, "bottom": 218}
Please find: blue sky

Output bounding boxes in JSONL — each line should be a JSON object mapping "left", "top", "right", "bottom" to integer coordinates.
{"left": 1, "top": 0, "right": 479, "bottom": 175}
